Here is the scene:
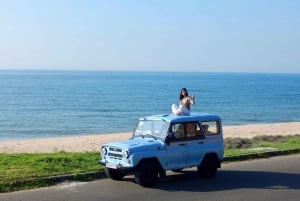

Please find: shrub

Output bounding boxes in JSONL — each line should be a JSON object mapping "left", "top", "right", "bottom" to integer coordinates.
{"left": 224, "top": 137, "right": 252, "bottom": 149}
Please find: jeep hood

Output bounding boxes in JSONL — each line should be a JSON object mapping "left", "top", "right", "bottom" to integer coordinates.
{"left": 104, "top": 137, "right": 164, "bottom": 152}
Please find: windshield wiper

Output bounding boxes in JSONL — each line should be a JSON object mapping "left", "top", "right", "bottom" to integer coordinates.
{"left": 144, "top": 134, "right": 157, "bottom": 140}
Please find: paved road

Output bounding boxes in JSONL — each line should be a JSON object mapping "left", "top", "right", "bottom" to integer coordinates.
{"left": 1, "top": 154, "right": 300, "bottom": 201}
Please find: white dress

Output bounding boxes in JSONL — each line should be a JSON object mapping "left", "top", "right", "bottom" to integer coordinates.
{"left": 172, "top": 104, "right": 190, "bottom": 116}
{"left": 171, "top": 96, "right": 194, "bottom": 116}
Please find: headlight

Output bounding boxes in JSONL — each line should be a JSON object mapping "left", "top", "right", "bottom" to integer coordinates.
{"left": 101, "top": 147, "right": 107, "bottom": 155}
{"left": 123, "top": 150, "right": 129, "bottom": 158}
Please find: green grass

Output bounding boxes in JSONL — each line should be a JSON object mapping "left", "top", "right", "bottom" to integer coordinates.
{"left": 224, "top": 135, "right": 300, "bottom": 156}
{"left": 0, "top": 135, "right": 300, "bottom": 192}
{"left": 0, "top": 152, "right": 103, "bottom": 192}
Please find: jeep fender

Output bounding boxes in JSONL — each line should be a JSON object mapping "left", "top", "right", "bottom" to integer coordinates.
{"left": 130, "top": 150, "right": 166, "bottom": 168}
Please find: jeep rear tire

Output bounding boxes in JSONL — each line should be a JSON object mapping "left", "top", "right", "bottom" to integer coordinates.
{"left": 135, "top": 160, "right": 158, "bottom": 187}
{"left": 105, "top": 168, "right": 126, "bottom": 180}
{"left": 197, "top": 156, "right": 218, "bottom": 178}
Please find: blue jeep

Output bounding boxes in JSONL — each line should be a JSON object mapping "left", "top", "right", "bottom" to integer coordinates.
{"left": 99, "top": 113, "right": 224, "bottom": 187}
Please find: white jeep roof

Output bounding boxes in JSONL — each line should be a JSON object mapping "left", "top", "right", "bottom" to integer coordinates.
{"left": 141, "top": 113, "right": 221, "bottom": 123}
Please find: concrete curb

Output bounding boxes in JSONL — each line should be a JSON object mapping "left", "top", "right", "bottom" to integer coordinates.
{"left": 42, "top": 171, "right": 106, "bottom": 183}
{"left": 222, "top": 148, "right": 300, "bottom": 162}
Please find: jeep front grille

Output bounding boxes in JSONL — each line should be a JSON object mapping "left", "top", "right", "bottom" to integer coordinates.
{"left": 109, "top": 147, "right": 122, "bottom": 152}
{"left": 108, "top": 153, "right": 122, "bottom": 159}
{"left": 107, "top": 146, "right": 123, "bottom": 160}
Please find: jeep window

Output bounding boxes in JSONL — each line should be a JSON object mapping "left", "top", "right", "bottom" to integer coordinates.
{"left": 168, "top": 122, "right": 205, "bottom": 141}
{"left": 134, "top": 120, "right": 169, "bottom": 139}
{"left": 175, "top": 123, "right": 185, "bottom": 138}
{"left": 186, "top": 122, "right": 205, "bottom": 139}
{"left": 201, "top": 121, "right": 220, "bottom": 135}
{"left": 167, "top": 123, "right": 185, "bottom": 140}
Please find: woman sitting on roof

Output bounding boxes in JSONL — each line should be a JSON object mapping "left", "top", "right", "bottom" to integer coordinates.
{"left": 172, "top": 88, "right": 195, "bottom": 116}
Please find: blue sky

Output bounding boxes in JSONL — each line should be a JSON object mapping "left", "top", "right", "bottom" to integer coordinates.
{"left": 0, "top": 0, "right": 299, "bottom": 73}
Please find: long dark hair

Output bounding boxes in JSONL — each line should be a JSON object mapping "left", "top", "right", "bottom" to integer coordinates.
{"left": 179, "top": 88, "right": 188, "bottom": 100}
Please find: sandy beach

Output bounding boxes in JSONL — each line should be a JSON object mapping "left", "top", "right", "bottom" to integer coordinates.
{"left": 0, "top": 122, "right": 299, "bottom": 153}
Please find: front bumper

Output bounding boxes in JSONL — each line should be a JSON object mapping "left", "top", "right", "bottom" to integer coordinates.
{"left": 98, "top": 160, "right": 135, "bottom": 172}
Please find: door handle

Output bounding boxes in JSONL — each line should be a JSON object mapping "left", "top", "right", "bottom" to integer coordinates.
{"left": 198, "top": 141, "right": 204, "bottom": 144}
{"left": 179, "top": 143, "right": 186, "bottom": 146}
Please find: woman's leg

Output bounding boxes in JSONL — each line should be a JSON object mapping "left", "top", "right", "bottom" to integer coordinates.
{"left": 172, "top": 104, "right": 179, "bottom": 114}
{"left": 179, "top": 106, "right": 190, "bottom": 115}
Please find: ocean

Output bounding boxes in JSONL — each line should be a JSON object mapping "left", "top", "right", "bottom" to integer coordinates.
{"left": 0, "top": 71, "right": 300, "bottom": 141}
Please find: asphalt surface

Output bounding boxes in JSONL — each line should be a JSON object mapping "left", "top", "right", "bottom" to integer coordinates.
{"left": 1, "top": 154, "right": 300, "bottom": 201}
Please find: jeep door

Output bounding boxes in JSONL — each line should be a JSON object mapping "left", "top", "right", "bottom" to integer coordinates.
{"left": 166, "top": 123, "right": 188, "bottom": 169}
{"left": 185, "top": 122, "right": 206, "bottom": 166}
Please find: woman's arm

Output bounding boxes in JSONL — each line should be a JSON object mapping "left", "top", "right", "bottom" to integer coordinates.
{"left": 190, "top": 94, "right": 195, "bottom": 105}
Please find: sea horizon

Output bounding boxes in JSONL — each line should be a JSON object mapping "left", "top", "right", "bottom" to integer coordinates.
{"left": 1, "top": 69, "right": 300, "bottom": 75}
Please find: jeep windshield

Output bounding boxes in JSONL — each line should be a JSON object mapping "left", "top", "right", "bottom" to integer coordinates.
{"left": 133, "top": 120, "right": 169, "bottom": 140}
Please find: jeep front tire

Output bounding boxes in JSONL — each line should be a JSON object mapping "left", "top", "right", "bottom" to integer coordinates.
{"left": 135, "top": 160, "right": 158, "bottom": 187}
{"left": 105, "top": 168, "right": 126, "bottom": 180}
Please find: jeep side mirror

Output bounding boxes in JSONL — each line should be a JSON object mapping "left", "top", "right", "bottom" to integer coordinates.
{"left": 166, "top": 131, "right": 176, "bottom": 145}
{"left": 165, "top": 136, "right": 170, "bottom": 145}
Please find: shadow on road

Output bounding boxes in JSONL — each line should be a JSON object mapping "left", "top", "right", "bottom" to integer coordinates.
{"left": 144, "top": 169, "right": 300, "bottom": 192}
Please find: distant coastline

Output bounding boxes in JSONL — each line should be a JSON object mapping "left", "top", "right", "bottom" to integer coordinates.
{"left": 1, "top": 121, "right": 299, "bottom": 153}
